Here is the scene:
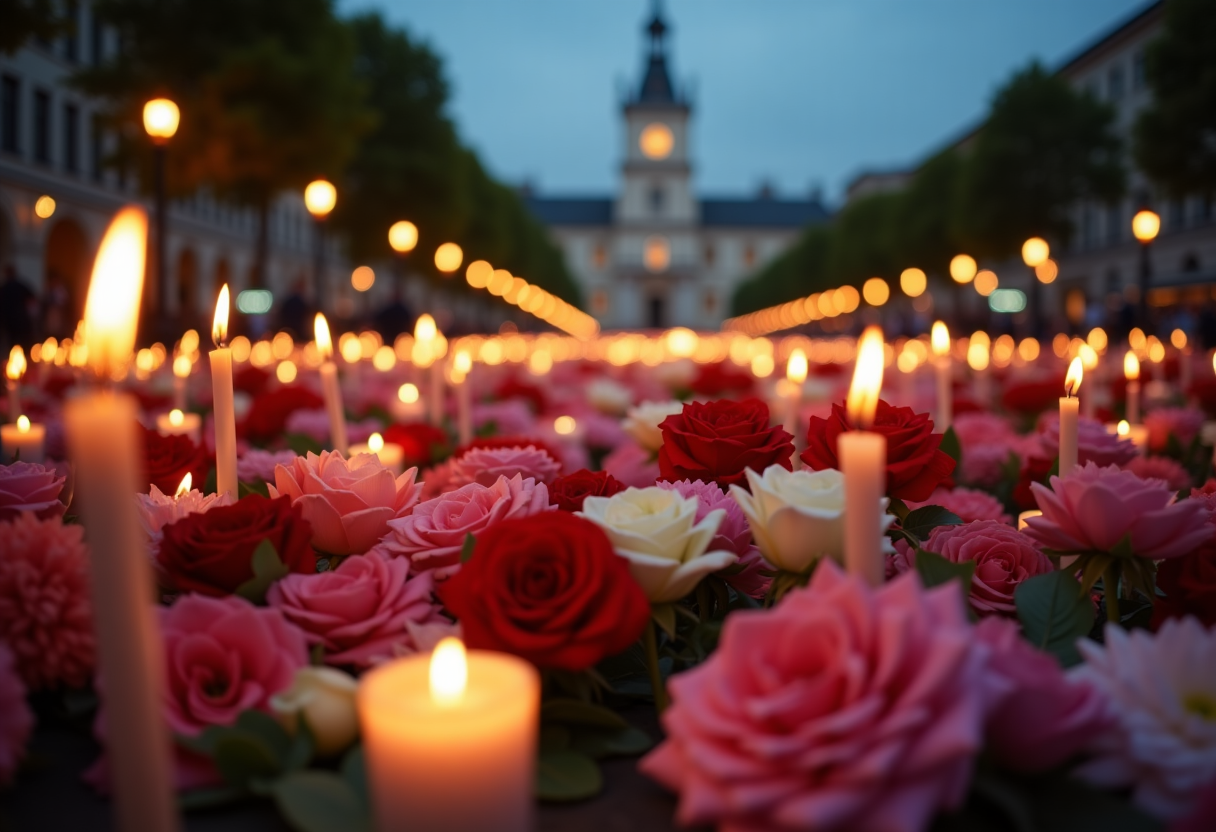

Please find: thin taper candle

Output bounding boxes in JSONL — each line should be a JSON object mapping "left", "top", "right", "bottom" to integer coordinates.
{"left": 315, "top": 313, "right": 349, "bottom": 455}
{"left": 841, "top": 326, "right": 887, "bottom": 586}
{"left": 209, "top": 285, "right": 238, "bottom": 498}
{"left": 1059, "top": 358, "right": 1083, "bottom": 474}
{"left": 931, "top": 321, "right": 952, "bottom": 430}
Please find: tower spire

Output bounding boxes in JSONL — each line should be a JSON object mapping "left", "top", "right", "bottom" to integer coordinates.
{"left": 636, "top": 0, "right": 678, "bottom": 104}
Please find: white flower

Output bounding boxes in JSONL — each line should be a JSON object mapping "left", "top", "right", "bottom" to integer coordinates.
{"left": 655, "top": 358, "right": 697, "bottom": 391}
{"left": 586, "top": 378, "right": 634, "bottom": 416}
{"left": 579, "top": 486, "right": 737, "bottom": 603}
{"left": 622, "top": 400, "right": 685, "bottom": 453}
{"left": 134, "top": 485, "right": 234, "bottom": 542}
{"left": 270, "top": 667, "right": 359, "bottom": 757}
{"left": 1071, "top": 618, "right": 1216, "bottom": 820}
{"left": 730, "top": 465, "right": 894, "bottom": 573}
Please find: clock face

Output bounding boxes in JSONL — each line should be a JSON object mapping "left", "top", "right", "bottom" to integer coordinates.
{"left": 639, "top": 123, "right": 674, "bottom": 159}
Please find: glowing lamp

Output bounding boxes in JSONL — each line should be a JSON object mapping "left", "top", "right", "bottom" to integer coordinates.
{"left": 351, "top": 266, "right": 375, "bottom": 292}
{"left": 34, "top": 195, "right": 56, "bottom": 219}
{"left": 434, "top": 243, "right": 463, "bottom": 274}
{"left": 862, "top": 277, "right": 890, "bottom": 306}
{"left": 1021, "top": 237, "right": 1050, "bottom": 268}
{"left": 142, "top": 98, "right": 180, "bottom": 143}
{"left": 388, "top": 221, "right": 418, "bottom": 254}
{"left": 900, "top": 268, "right": 926, "bottom": 298}
{"left": 1131, "top": 210, "right": 1160, "bottom": 243}
{"left": 949, "top": 254, "right": 977, "bottom": 284}
{"left": 304, "top": 180, "right": 337, "bottom": 219}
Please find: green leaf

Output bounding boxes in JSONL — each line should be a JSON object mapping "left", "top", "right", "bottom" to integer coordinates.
{"left": 340, "top": 745, "right": 367, "bottom": 805}
{"left": 535, "top": 750, "right": 603, "bottom": 802}
{"left": 284, "top": 717, "right": 315, "bottom": 771}
{"left": 541, "top": 699, "right": 628, "bottom": 730}
{"left": 286, "top": 432, "right": 324, "bottom": 457}
{"left": 235, "top": 539, "right": 290, "bottom": 605}
{"left": 270, "top": 771, "right": 371, "bottom": 832}
{"left": 459, "top": 532, "right": 477, "bottom": 563}
{"left": 939, "top": 425, "right": 962, "bottom": 467}
{"left": 901, "top": 505, "right": 964, "bottom": 541}
{"left": 213, "top": 732, "right": 282, "bottom": 789}
{"left": 178, "top": 785, "right": 246, "bottom": 811}
{"left": 235, "top": 709, "right": 293, "bottom": 763}
{"left": 569, "top": 725, "right": 652, "bottom": 760}
{"left": 175, "top": 725, "right": 230, "bottom": 757}
{"left": 915, "top": 549, "right": 976, "bottom": 592}
{"left": 651, "top": 603, "right": 677, "bottom": 639}
{"left": 1015, "top": 570, "right": 1094, "bottom": 667}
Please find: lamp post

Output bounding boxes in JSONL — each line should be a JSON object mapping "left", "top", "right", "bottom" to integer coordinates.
{"left": 142, "top": 98, "right": 179, "bottom": 325}
{"left": 1021, "top": 237, "right": 1050, "bottom": 339}
{"left": 304, "top": 179, "right": 337, "bottom": 313}
{"left": 1131, "top": 209, "right": 1160, "bottom": 332}
{"left": 388, "top": 220, "right": 418, "bottom": 293}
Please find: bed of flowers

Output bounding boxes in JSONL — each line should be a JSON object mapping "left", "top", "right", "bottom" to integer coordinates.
{"left": 2, "top": 336, "right": 1216, "bottom": 832}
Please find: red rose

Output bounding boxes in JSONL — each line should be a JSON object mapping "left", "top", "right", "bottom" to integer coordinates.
{"left": 493, "top": 377, "right": 547, "bottom": 414}
{"left": 1153, "top": 485, "right": 1216, "bottom": 628}
{"left": 243, "top": 385, "right": 324, "bottom": 443}
{"left": 658, "top": 398, "right": 793, "bottom": 491}
{"left": 549, "top": 469, "right": 626, "bottom": 512}
{"left": 156, "top": 494, "right": 317, "bottom": 596}
{"left": 438, "top": 513, "right": 648, "bottom": 671}
{"left": 801, "top": 400, "right": 956, "bottom": 502}
{"left": 382, "top": 422, "right": 450, "bottom": 468}
{"left": 1013, "top": 451, "right": 1054, "bottom": 511}
{"left": 1002, "top": 377, "right": 1065, "bottom": 414}
{"left": 690, "top": 362, "right": 755, "bottom": 397}
{"left": 233, "top": 365, "right": 271, "bottom": 396}
{"left": 138, "top": 423, "right": 208, "bottom": 495}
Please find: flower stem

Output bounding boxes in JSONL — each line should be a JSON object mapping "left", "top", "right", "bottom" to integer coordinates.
{"left": 644, "top": 617, "right": 669, "bottom": 716}
{"left": 1104, "top": 562, "right": 1121, "bottom": 625}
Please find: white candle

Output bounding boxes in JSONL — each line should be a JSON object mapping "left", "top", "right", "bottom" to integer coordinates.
{"left": 349, "top": 432, "right": 405, "bottom": 476}
{"left": 5, "top": 346, "right": 23, "bottom": 419}
{"left": 413, "top": 315, "right": 444, "bottom": 429}
{"left": 1111, "top": 419, "right": 1149, "bottom": 455}
{"left": 1059, "top": 357, "right": 1083, "bottom": 474}
{"left": 172, "top": 353, "right": 191, "bottom": 412}
{"left": 65, "top": 205, "right": 179, "bottom": 832}
{"left": 210, "top": 285, "right": 238, "bottom": 499}
{"left": 315, "top": 313, "right": 349, "bottom": 456}
{"left": 1124, "top": 351, "right": 1140, "bottom": 425}
{"left": 451, "top": 350, "right": 474, "bottom": 446}
{"left": 391, "top": 382, "right": 425, "bottom": 423}
{"left": 359, "top": 638, "right": 538, "bottom": 832}
{"left": 967, "top": 334, "right": 991, "bottom": 406}
{"left": 1, "top": 414, "right": 45, "bottom": 463}
{"left": 841, "top": 325, "right": 887, "bottom": 586}
{"left": 783, "top": 348, "right": 807, "bottom": 451}
{"left": 1017, "top": 510, "right": 1042, "bottom": 531}
{"left": 154, "top": 408, "right": 201, "bottom": 444}
{"left": 931, "top": 321, "right": 952, "bottom": 430}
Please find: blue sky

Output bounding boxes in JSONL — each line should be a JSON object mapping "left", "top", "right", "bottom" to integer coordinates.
{"left": 337, "top": 0, "right": 1149, "bottom": 204}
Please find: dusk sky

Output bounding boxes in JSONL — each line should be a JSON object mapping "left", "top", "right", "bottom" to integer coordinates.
{"left": 338, "top": 0, "right": 1148, "bottom": 204}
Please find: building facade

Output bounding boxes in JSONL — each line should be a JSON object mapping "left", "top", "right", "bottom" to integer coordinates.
{"left": 526, "top": 8, "right": 828, "bottom": 331}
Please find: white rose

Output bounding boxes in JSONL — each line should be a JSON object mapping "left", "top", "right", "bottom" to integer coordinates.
{"left": 579, "top": 486, "right": 737, "bottom": 603}
{"left": 586, "top": 378, "right": 634, "bottom": 416}
{"left": 270, "top": 667, "right": 359, "bottom": 757}
{"left": 730, "top": 465, "right": 894, "bottom": 573}
{"left": 622, "top": 400, "right": 685, "bottom": 452}
{"left": 655, "top": 358, "right": 697, "bottom": 391}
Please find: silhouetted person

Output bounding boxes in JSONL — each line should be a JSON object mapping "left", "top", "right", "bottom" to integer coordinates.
{"left": 374, "top": 288, "right": 413, "bottom": 341}
{"left": 278, "top": 280, "right": 311, "bottom": 338}
{"left": 0, "top": 265, "right": 36, "bottom": 352}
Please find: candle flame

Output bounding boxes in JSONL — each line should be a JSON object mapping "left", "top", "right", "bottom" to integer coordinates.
{"left": 1065, "top": 357, "right": 1084, "bottom": 397}
{"left": 314, "top": 313, "right": 333, "bottom": 360}
{"left": 554, "top": 415, "right": 577, "bottom": 435}
{"left": 82, "top": 206, "right": 147, "bottom": 379}
{"left": 1124, "top": 350, "right": 1140, "bottom": 381}
{"left": 1078, "top": 343, "right": 1098, "bottom": 371}
{"left": 786, "top": 348, "right": 808, "bottom": 384}
{"left": 847, "top": 326, "right": 885, "bottom": 429}
{"left": 368, "top": 432, "right": 384, "bottom": 453}
{"left": 6, "top": 346, "right": 26, "bottom": 381}
{"left": 16, "top": 415, "right": 29, "bottom": 433}
{"left": 398, "top": 382, "right": 419, "bottom": 404}
{"left": 429, "top": 637, "right": 467, "bottom": 706}
{"left": 175, "top": 472, "right": 192, "bottom": 497}
{"left": 169, "top": 408, "right": 184, "bottom": 426}
{"left": 414, "top": 313, "right": 437, "bottom": 343}
{"left": 453, "top": 349, "right": 472, "bottom": 375}
{"left": 1117, "top": 419, "right": 1130, "bottom": 437}
{"left": 966, "top": 340, "right": 989, "bottom": 372}
{"left": 931, "top": 321, "right": 950, "bottom": 357}
{"left": 212, "top": 284, "right": 230, "bottom": 348}
{"left": 173, "top": 353, "right": 191, "bottom": 378}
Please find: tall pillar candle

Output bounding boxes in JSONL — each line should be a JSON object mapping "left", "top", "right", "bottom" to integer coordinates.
{"left": 314, "top": 313, "right": 349, "bottom": 455}
{"left": 172, "top": 353, "right": 191, "bottom": 412}
{"left": 209, "top": 285, "right": 238, "bottom": 498}
{"left": 359, "top": 639, "right": 539, "bottom": 832}
{"left": 1059, "top": 357, "right": 1083, "bottom": 474}
{"left": 931, "top": 321, "right": 952, "bottom": 430}
{"left": 842, "top": 325, "right": 887, "bottom": 586}
{"left": 68, "top": 204, "right": 179, "bottom": 832}
{"left": 1, "top": 415, "right": 45, "bottom": 462}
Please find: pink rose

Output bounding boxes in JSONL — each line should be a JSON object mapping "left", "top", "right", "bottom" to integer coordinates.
{"left": 907, "top": 486, "right": 1013, "bottom": 525}
{"left": 1124, "top": 455, "right": 1193, "bottom": 491}
{"left": 1025, "top": 462, "right": 1212, "bottom": 559}
{"left": 237, "top": 448, "right": 298, "bottom": 484}
{"left": 1038, "top": 414, "right": 1137, "bottom": 467}
{"left": 952, "top": 413, "right": 1018, "bottom": 487}
{"left": 268, "top": 450, "right": 422, "bottom": 556}
{"left": 134, "top": 484, "right": 234, "bottom": 541}
{"left": 267, "top": 550, "right": 448, "bottom": 668}
{"left": 975, "top": 617, "right": 1112, "bottom": 773}
{"left": 658, "top": 478, "right": 769, "bottom": 599}
{"left": 0, "top": 644, "right": 32, "bottom": 785}
{"left": 0, "top": 461, "right": 67, "bottom": 521}
{"left": 601, "top": 442, "right": 660, "bottom": 488}
{"left": 1145, "top": 407, "right": 1205, "bottom": 452}
{"left": 471, "top": 399, "right": 535, "bottom": 436}
{"left": 443, "top": 444, "right": 562, "bottom": 489}
{"left": 641, "top": 562, "right": 987, "bottom": 832}
{"left": 379, "top": 474, "right": 554, "bottom": 579}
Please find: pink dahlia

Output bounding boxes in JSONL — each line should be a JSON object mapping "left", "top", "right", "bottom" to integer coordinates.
{"left": 267, "top": 549, "right": 448, "bottom": 668}
{"left": 0, "top": 644, "right": 32, "bottom": 785}
{"left": 268, "top": 450, "right": 422, "bottom": 556}
{"left": 658, "top": 478, "right": 769, "bottom": 599}
{"left": 1124, "top": 455, "right": 1194, "bottom": 491}
{"left": 952, "top": 412, "right": 1018, "bottom": 488}
{"left": 1038, "top": 414, "right": 1138, "bottom": 467}
{"left": 442, "top": 443, "right": 562, "bottom": 489}
{"left": 1025, "top": 462, "right": 1211, "bottom": 559}
{"left": 916, "top": 520, "right": 1053, "bottom": 617}
{"left": 379, "top": 474, "right": 554, "bottom": 579}
{"left": 134, "top": 483, "right": 234, "bottom": 541}
{"left": 1145, "top": 406, "right": 1205, "bottom": 453}
{"left": 640, "top": 561, "right": 986, "bottom": 832}
{"left": 0, "top": 461, "right": 67, "bottom": 521}
{"left": 907, "top": 486, "right": 1012, "bottom": 525}
{"left": 0, "top": 513, "right": 95, "bottom": 690}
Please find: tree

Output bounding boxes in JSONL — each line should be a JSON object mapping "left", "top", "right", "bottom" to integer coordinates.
{"left": 953, "top": 62, "right": 1124, "bottom": 258}
{"left": 892, "top": 148, "right": 964, "bottom": 277}
{"left": 1134, "top": 0, "right": 1216, "bottom": 199}
{"left": 0, "top": 0, "right": 61, "bottom": 54}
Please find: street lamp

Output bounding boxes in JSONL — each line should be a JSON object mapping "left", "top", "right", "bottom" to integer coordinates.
{"left": 388, "top": 220, "right": 418, "bottom": 293}
{"left": 143, "top": 97, "right": 179, "bottom": 325}
{"left": 304, "top": 179, "right": 337, "bottom": 312}
{"left": 1131, "top": 209, "right": 1160, "bottom": 331}
{"left": 1021, "top": 237, "right": 1049, "bottom": 338}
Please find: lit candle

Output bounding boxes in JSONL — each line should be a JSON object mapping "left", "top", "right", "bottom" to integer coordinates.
{"left": 358, "top": 638, "right": 539, "bottom": 832}
{"left": 1017, "top": 510, "right": 1042, "bottom": 531}
{"left": 1059, "top": 357, "right": 1083, "bottom": 474}
{"left": 931, "top": 321, "right": 951, "bottom": 430}
{"left": 451, "top": 349, "right": 473, "bottom": 446}
{"left": 1148, "top": 336, "right": 1164, "bottom": 383}
{"left": 349, "top": 432, "right": 405, "bottom": 476}
{"left": 155, "top": 407, "right": 202, "bottom": 444}
{"left": 314, "top": 313, "right": 349, "bottom": 456}
{"left": 63, "top": 205, "right": 179, "bottom": 832}
{"left": 967, "top": 331, "right": 991, "bottom": 406}
{"left": 210, "top": 286, "right": 238, "bottom": 498}
{"left": 1, "top": 414, "right": 45, "bottom": 463}
{"left": 783, "top": 348, "right": 807, "bottom": 451}
{"left": 414, "top": 315, "right": 445, "bottom": 429}
{"left": 391, "top": 382, "right": 424, "bottom": 423}
{"left": 5, "top": 346, "right": 25, "bottom": 419}
{"left": 1124, "top": 350, "right": 1140, "bottom": 425}
{"left": 172, "top": 352, "right": 191, "bottom": 411}
{"left": 1114, "top": 418, "right": 1148, "bottom": 455}
{"left": 840, "top": 325, "right": 887, "bottom": 586}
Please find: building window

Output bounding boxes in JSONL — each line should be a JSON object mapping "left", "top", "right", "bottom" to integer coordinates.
{"left": 643, "top": 235, "right": 670, "bottom": 272}
{"left": 649, "top": 185, "right": 664, "bottom": 214}
{"left": 90, "top": 113, "right": 104, "bottom": 181}
{"left": 1106, "top": 203, "right": 1122, "bottom": 244}
{"left": 1182, "top": 253, "right": 1200, "bottom": 273}
{"left": 64, "top": 1, "right": 80, "bottom": 63}
{"left": 33, "top": 90, "right": 51, "bottom": 164}
{"left": 742, "top": 242, "right": 757, "bottom": 268}
{"left": 1132, "top": 51, "right": 1146, "bottom": 91}
{"left": 1107, "top": 65, "right": 1125, "bottom": 100}
{"left": 591, "top": 242, "right": 607, "bottom": 269}
{"left": 1, "top": 76, "right": 19, "bottom": 154}
{"left": 63, "top": 103, "right": 79, "bottom": 173}
{"left": 703, "top": 242, "right": 715, "bottom": 267}
{"left": 591, "top": 289, "right": 609, "bottom": 316}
